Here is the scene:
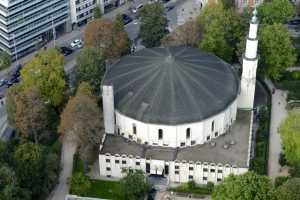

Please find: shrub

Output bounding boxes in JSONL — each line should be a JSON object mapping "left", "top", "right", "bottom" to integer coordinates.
{"left": 70, "top": 172, "right": 91, "bottom": 196}
{"left": 279, "top": 152, "right": 288, "bottom": 166}
{"left": 188, "top": 180, "right": 196, "bottom": 190}
{"left": 275, "top": 176, "right": 289, "bottom": 187}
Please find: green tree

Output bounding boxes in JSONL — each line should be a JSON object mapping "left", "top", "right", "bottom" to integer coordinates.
{"left": 260, "top": 23, "right": 296, "bottom": 80}
{"left": 212, "top": 172, "right": 275, "bottom": 200}
{"left": 69, "top": 172, "right": 91, "bottom": 196}
{"left": 93, "top": 5, "right": 102, "bottom": 19}
{"left": 0, "top": 50, "right": 11, "bottom": 70}
{"left": 20, "top": 48, "right": 66, "bottom": 107}
{"left": 5, "top": 85, "right": 22, "bottom": 126}
{"left": 279, "top": 111, "right": 300, "bottom": 165}
{"left": 258, "top": 0, "right": 294, "bottom": 25}
{"left": 119, "top": 170, "right": 149, "bottom": 200}
{"left": 138, "top": 2, "right": 168, "bottom": 47}
{"left": 276, "top": 178, "right": 300, "bottom": 200}
{"left": 75, "top": 47, "right": 105, "bottom": 94}
{"left": 114, "top": 13, "right": 125, "bottom": 31}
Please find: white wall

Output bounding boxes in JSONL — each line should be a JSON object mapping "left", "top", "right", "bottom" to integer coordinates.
{"left": 99, "top": 153, "right": 248, "bottom": 184}
{"left": 115, "top": 99, "right": 237, "bottom": 148}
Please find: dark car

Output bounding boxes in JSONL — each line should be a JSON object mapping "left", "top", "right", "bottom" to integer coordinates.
{"left": 59, "top": 46, "right": 73, "bottom": 56}
{"left": 165, "top": 5, "right": 175, "bottom": 12}
{"left": 121, "top": 14, "right": 133, "bottom": 25}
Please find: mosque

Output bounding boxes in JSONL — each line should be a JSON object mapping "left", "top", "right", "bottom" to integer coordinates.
{"left": 98, "top": 10, "right": 259, "bottom": 184}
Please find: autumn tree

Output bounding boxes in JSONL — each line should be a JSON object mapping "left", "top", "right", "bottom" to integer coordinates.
{"left": 161, "top": 20, "right": 202, "bottom": 47}
{"left": 14, "top": 87, "right": 50, "bottom": 143}
{"left": 280, "top": 111, "right": 300, "bottom": 165}
{"left": 59, "top": 82, "right": 104, "bottom": 153}
{"left": 260, "top": 23, "right": 296, "bottom": 80}
{"left": 258, "top": 0, "right": 294, "bottom": 25}
{"left": 212, "top": 172, "right": 275, "bottom": 200}
{"left": 138, "top": 2, "right": 168, "bottom": 47}
{"left": 84, "top": 18, "right": 130, "bottom": 60}
{"left": 20, "top": 48, "right": 66, "bottom": 107}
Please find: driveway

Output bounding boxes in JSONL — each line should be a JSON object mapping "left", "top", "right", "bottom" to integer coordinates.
{"left": 265, "top": 79, "right": 288, "bottom": 181}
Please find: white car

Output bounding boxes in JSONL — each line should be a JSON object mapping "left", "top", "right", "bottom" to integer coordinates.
{"left": 132, "top": 4, "right": 143, "bottom": 13}
{"left": 70, "top": 39, "right": 82, "bottom": 49}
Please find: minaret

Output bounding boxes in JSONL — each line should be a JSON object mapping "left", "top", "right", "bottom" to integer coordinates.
{"left": 238, "top": 8, "right": 259, "bottom": 110}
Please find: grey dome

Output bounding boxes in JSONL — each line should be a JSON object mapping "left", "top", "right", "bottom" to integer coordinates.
{"left": 103, "top": 47, "right": 239, "bottom": 125}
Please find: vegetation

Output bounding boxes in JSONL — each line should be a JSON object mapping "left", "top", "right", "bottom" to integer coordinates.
{"left": 212, "top": 172, "right": 275, "bottom": 200}
{"left": 93, "top": 5, "right": 102, "bottom": 19}
{"left": 276, "top": 178, "right": 300, "bottom": 200}
{"left": 86, "top": 180, "right": 121, "bottom": 200}
{"left": 275, "top": 71, "right": 300, "bottom": 101}
{"left": 0, "top": 50, "right": 12, "bottom": 70}
{"left": 70, "top": 172, "right": 91, "bottom": 196}
{"left": 138, "top": 2, "right": 168, "bottom": 47}
{"left": 169, "top": 181, "right": 214, "bottom": 195}
{"left": 279, "top": 111, "right": 300, "bottom": 165}
{"left": 119, "top": 170, "right": 149, "bottom": 200}
{"left": 259, "top": 23, "right": 296, "bottom": 80}
{"left": 74, "top": 47, "right": 105, "bottom": 94}
{"left": 84, "top": 18, "right": 130, "bottom": 60}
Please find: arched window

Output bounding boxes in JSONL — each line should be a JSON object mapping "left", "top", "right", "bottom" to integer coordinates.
{"left": 186, "top": 128, "right": 190, "bottom": 139}
{"left": 158, "top": 129, "right": 163, "bottom": 140}
{"left": 133, "top": 124, "right": 137, "bottom": 135}
{"left": 211, "top": 120, "right": 214, "bottom": 132}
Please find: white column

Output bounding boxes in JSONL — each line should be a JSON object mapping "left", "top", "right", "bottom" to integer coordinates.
{"left": 102, "top": 85, "right": 115, "bottom": 134}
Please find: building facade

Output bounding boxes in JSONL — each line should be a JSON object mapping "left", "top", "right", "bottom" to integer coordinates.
{"left": 69, "top": 0, "right": 98, "bottom": 27}
{"left": 0, "top": 0, "right": 70, "bottom": 58}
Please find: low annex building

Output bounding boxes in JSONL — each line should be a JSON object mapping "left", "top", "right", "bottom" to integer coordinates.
{"left": 99, "top": 10, "right": 259, "bottom": 184}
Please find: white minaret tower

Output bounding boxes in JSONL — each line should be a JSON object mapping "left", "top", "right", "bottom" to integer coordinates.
{"left": 102, "top": 85, "right": 115, "bottom": 134}
{"left": 238, "top": 8, "right": 259, "bottom": 110}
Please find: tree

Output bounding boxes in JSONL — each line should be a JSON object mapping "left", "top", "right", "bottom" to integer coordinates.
{"left": 138, "top": 2, "right": 168, "bottom": 47}
{"left": 161, "top": 20, "right": 202, "bottom": 47}
{"left": 84, "top": 18, "right": 130, "bottom": 60}
{"left": 198, "top": 3, "right": 243, "bottom": 62}
{"left": 212, "top": 172, "right": 275, "bottom": 200}
{"left": 20, "top": 48, "right": 66, "bottom": 107}
{"left": 69, "top": 172, "right": 91, "bottom": 196}
{"left": 75, "top": 47, "right": 105, "bottom": 94}
{"left": 258, "top": 0, "right": 294, "bottom": 25}
{"left": 5, "top": 85, "right": 22, "bottom": 126}
{"left": 279, "top": 111, "right": 300, "bottom": 165}
{"left": 14, "top": 87, "right": 50, "bottom": 143}
{"left": 59, "top": 82, "right": 104, "bottom": 150}
{"left": 114, "top": 13, "right": 125, "bottom": 31}
{"left": 93, "top": 5, "right": 102, "bottom": 19}
{"left": 220, "top": 0, "right": 235, "bottom": 9}
{"left": 0, "top": 50, "right": 11, "bottom": 70}
{"left": 119, "top": 170, "right": 149, "bottom": 200}
{"left": 276, "top": 178, "right": 300, "bottom": 200}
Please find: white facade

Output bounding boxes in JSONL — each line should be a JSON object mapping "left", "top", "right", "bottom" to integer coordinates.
{"left": 99, "top": 153, "right": 248, "bottom": 184}
{"left": 69, "top": 0, "right": 99, "bottom": 26}
{"left": 115, "top": 99, "right": 237, "bottom": 148}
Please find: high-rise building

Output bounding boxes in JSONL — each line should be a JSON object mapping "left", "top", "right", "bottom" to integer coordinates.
{"left": 0, "top": 0, "right": 70, "bottom": 59}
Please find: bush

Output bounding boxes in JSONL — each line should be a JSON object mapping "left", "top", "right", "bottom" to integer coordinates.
{"left": 275, "top": 176, "right": 289, "bottom": 187}
{"left": 206, "top": 182, "right": 214, "bottom": 193}
{"left": 169, "top": 182, "right": 213, "bottom": 195}
{"left": 289, "top": 163, "right": 300, "bottom": 177}
{"left": 279, "top": 152, "right": 288, "bottom": 166}
{"left": 188, "top": 180, "right": 196, "bottom": 190}
{"left": 70, "top": 172, "right": 91, "bottom": 196}
{"left": 0, "top": 51, "right": 11, "bottom": 70}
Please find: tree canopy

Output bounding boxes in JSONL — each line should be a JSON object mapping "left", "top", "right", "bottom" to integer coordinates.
{"left": 0, "top": 50, "right": 11, "bottom": 70}
{"left": 93, "top": 5, "right": 102, "bottom": 19}
{"left": 259, "top": 23, "right": 296, "bottom": 80}
{"left": 258, "top": 0, "right": 294, "bottom": 25}
{"left": 280, "top": 111, "right": 300, "bottom": 165}
{"left": 70, "top": 172, "right": 91, "bottom": 196}
{"left": 212, "top": 172, "right": 275, "bottom": 200}
{"left": 20, "top": 48, "right": 66, "bottom": 107}
{"left": 75, "top": 47, "right": 105, "bottom": 94}
{"left": 119, "top": 170, "right": 149, "bottom": 200}
{"left": 84, "top": 18, "right": 130, "bottom": 60}
{"left": 276, "top": 178, "right": 300, "bottom": 200}
{"left": 138, "top": 2, "right": 168, "bottom": 47}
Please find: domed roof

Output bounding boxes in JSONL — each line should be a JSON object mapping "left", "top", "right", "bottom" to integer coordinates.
{"left": 103, "top": 47, "right": 239, "bottom": 125}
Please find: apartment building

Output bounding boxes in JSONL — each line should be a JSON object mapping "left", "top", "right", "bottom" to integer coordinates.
{"left": 0, "top": 0, "right": 70, "bottom": 59}
{"left": 70, "top": 0, "right": 98, "bottom": 27}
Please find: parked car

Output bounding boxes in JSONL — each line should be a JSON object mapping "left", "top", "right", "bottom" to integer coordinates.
{"left": 59, "top": 46, "right": 73, "bottom": 56}
{"left": 70, "top": 39, "right": 83, "bottom": 49}
{"left": 121, "top": 14, "right": 133, "bottom": 25}
{"left": 132, "top": 4, "right": 143, "bottom": 14}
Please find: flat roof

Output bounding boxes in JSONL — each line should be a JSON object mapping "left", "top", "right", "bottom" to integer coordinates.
{"left": 100, "top": 110, "right": 252, "bottom": 168}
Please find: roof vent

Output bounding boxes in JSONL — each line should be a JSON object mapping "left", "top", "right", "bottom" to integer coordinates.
{"left": 230, "top": 140, "right": 236, "bottom": 145}
{"left": 210, "top": 141, "right": 216, "bottom": 147}
{"left": 223, "top": 144, "right": 229, "bottom": 149}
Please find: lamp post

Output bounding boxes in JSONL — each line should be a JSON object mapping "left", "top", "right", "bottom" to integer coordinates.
{"left": 51, "top": 16, "right": 56, "bottom": 47}
{"left": 12, "top": 33, "right": 20, "bottom": 66}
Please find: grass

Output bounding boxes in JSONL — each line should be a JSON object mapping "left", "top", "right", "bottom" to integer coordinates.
{"left": 86, "top": 179, "right": 121, "bottom": 200}
{"left": 168, "top": 182, "right": 213, "bottom": 195}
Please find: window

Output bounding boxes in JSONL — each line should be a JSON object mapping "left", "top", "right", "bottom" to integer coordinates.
{"left": 118, "top": 128, "right": 120, "bottom": 135}
{"left": 218, "top": 169, "right": 222, "bottom": 173}
{"left": 175, "top": 171, "right": 179, "bottom": 174}
{"left": 106, "top": 175, "right": 111, "bottom": 178}
{"left": 203, "top": 168, "right": 208, "bottom": 172}
{"left": 215, "top": 132, "right": 218, "bottom": 137}
{"left": 106, "top": 159, "right": 110, "bottom": 163}
{"left": 206, "top": 136, "right": 210, "bottom": 141}
{"left": 106, "top": 167, "right": 111, "bottom": 171}
{"left": 129, "top": 135, "right": 133, "bottom": 139}
{"left": 180, "top": 142, "right": 185, "bottom": 147}
{"left": 217, "top": 178, "right": 222, "bottom": 182}
{"left": 175, "top": 165, "right": 180, "bottom": 170}
{"left": 211, "top": 120, "right": 214, "bottom": 132}
{"left": 158, "top": 129, "right": 163, "bottom": 140}
{"left": 115, "top": 160, "right": 120, "bottom": 164}
{"left": 122, "top": 160, "right": 126, "bottom": 164}
{"left": 210, "top": 169, "right": 215, "bottom": 173}
{"left": 133, "top": 124, "right": 137, "bottom": 135}
{"left": 189, "top": 167, "right": 194, "bottom": 171}
{"left": 203, "top": 177, "right": 207, "bottom": 181}
{"left": 186, "top": 128, "right": 190, "bottom": 139}
{"left": 191, "top": 140, "right": 196, "bottom": 145}
{"left": 188, "top": 175, "right": 193, "bottom": 180}
{"left": 136, "top": 162, "right": 140, "bottom": 166}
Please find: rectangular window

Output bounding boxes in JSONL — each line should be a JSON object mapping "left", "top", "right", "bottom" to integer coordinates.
{"left": 203, "top": 168, "right": 208, "bottom": 172}
{"left": 115, "top": 160, "right": 120, "bottom": 164}
{"left": 106, "top": 159, "right": 110, "bottom": 163}
{"left": 217, "top": 178, "right": 222, "bottom": 182}
{"left": 191, "top": 140, "right": 196, "bottom": 145}
{"left": 188, "top": 175, "right": 193, "bottom": 180}
{"left": 158, "top": 129, "right": 163, "bottom": 140}
{"left": 215, "top": 132, "right": 218, "bottom": 137}
{"left": 189, "top": 167, "right": 194, "bottom": 171}
{"left": 122, "top": 160, "right": 126, "bottom": 164}
{"left": 175, "top": 171, "right": 179, "bottom": 174}
{"left": 180, "top": 142, "right": 185, "bottom": 147}
{"left": 206, "top": 136, "right": 210, "bottom": 141}
{"left": 106, "top": 167, "right": 111, "bottom": 171}
{"left": 129, "top": 135, "right": 133, "bottom": 139}
{"left": 203, "top": 177, "right": 207, "bottom": 181}
{"left": 210, "top": 169, "right": 215, "bottom": 173}
{"left": 211, "top": 121, "right": 214, "bottom": 132}
{"left": 136, "top": 162, "right": 140, "bottom": 166}
{"left": 175, "top": 165, "right": 180, "bottom": 169}
{"left": 133, "top": 124, "right": 137, "bottom": 135}
{"left": 106, "top": 175, "right": 111, "bottom": 178}
{"left": 186, "top": 128, "right": 190, "bottom": 139}
{"left": 218, "top": 169, "right": 222, "bottom": 173}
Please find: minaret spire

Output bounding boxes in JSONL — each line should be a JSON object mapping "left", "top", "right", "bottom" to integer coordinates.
{"left": 238, "top": 8, "right": 259, "bottom": 109}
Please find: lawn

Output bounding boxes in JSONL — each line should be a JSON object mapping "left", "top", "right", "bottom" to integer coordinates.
{"left": 168, "top": 182, "right": 213, "bottom": 196}
{"left": 86, "top": 179, "right": 121, "bottom": 200}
